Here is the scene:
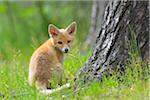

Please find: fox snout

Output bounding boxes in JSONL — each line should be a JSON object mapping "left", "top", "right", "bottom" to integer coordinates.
{"left": 62, "top": 47, "right": 70, "bottom": 53}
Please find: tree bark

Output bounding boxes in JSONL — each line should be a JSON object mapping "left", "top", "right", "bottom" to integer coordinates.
{"left": 75, "top": 0, "right": 149, "bottom": 87}
{"left": 86, "top": 1, "right": 107, "bottom": 47}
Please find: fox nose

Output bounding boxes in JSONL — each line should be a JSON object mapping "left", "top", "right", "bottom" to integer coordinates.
{"left": 65, "top": 48, "right": 68, "bottom": 53}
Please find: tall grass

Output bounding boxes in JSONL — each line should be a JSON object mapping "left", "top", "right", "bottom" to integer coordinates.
{"left": 0, "top": 28, "right": 149, "bottom": 99}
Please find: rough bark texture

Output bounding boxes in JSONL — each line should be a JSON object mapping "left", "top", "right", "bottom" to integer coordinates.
{"left": 75, "top": 0, "right": 149, "bottom": 87}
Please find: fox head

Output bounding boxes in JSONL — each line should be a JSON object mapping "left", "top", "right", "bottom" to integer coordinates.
{"left": 48, "top": 22, "right": 77, "bottom": 53}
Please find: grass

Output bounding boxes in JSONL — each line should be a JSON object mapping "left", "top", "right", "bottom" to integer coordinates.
{"left": 0, "top": 45, "right": 91, "bottom": 99}
{"left": 0, "top": 44, "right": 149, "bottom": 99}
{"left": 0, "top": 24, "right": 149, "bottom": 99}
{"left": 0, "top": 28, "right": 149, "bottom": 99}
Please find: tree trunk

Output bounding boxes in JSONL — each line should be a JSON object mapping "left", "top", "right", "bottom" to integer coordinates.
{"left": 75, "top": 0, "right": 149, "bottom": 87}
{"left": 86, "top": 1, "right": 107, "bottom": 47}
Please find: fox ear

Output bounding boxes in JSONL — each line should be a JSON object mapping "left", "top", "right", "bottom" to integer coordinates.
{"left": 48, "top": 24, "right": 59, "bottom": 37}
{"left": 66, "top": 22, "right": 77, "bottom": 35}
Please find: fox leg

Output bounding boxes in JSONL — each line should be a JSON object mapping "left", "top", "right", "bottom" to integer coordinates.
{"left": 35, "top": 79, "right": 50, "bottom": 90}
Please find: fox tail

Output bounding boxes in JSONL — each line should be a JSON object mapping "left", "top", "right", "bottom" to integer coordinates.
{"left": 40, "top": 83, "right": 70, "bottom": 95}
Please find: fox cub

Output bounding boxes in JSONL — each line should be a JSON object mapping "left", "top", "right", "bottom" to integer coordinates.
{"left": 28, "top": 22, "right": 77, "bottom": 90}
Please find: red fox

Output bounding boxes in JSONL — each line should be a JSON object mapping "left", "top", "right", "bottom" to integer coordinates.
{"left": 28, "top": 22, "right": 77, "bottom": 92}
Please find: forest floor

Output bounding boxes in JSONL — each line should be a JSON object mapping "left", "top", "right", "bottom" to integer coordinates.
{"left": 0, "top": 47, "right": 149, "bottom": 100}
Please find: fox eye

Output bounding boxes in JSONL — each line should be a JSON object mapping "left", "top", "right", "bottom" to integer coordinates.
{"left": 58, "top": 41, "right": 62, "bottom": 44}
{"left": 67, "top": 40, "right": 71, "bottom": 43}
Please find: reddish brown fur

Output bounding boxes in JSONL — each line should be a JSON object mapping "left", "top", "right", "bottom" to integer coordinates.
{"left": 28, "top": 22, "right": 76, "bottom": 90}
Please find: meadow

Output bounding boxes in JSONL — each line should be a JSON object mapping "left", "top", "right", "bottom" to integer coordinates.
{"left": 0, "top": 1, "right": 149, "bottom": 99}
{"left": 0, "top": 45, "right": 149, "bottom": 99}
